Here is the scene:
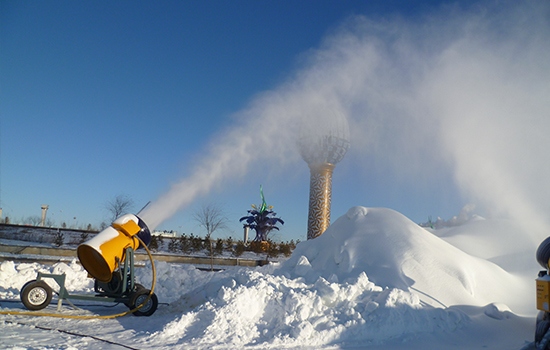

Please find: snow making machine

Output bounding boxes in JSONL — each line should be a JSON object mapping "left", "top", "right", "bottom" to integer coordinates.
{"left": 535, "top": 236, "right": 550, "bottom": 348}
{"left": 19, "top": 214, "right": 158, "bottom": 316}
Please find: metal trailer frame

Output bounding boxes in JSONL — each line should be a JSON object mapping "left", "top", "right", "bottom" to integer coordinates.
{"left": 21, "top": 247, "right": 153, "bottom": 313}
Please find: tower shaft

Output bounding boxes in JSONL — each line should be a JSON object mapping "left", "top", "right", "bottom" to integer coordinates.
{"left": 40, "top": 205, "right": 49, "bottom": 227}
{"left": 307, "top": 163, "right": 335, "bottom": 240}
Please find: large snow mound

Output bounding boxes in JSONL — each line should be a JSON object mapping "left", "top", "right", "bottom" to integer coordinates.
{"left": 281, "top": 207, "right": 533, "bottom": 313}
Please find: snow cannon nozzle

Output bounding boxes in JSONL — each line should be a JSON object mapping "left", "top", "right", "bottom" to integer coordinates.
{"left": 76, "top": 214, "right": 151, "bottom": 283}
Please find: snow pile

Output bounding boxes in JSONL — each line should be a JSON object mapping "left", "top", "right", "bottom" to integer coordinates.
{"left": 0, "top": 260, "right": 93, "bottom": 298}
{"left": 145, "top": 267, "right": 466, "bottom": 348}
{"left": 0, "top": 207, "right": 540, "bottom": 349}
{"left": 281, "top": 207, "right": 534, "bottom": 314}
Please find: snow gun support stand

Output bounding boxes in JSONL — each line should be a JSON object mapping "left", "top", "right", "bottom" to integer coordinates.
{"left": 19, "top": 214, "right": 158, "bottom": 317}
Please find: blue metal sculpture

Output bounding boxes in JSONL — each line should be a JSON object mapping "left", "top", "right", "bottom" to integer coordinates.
{"left": 239, "top": 186, "right": 284, "bottom": 242}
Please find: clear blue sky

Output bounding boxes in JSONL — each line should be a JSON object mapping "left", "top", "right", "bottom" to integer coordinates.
{"left": 4, "top": 0, "right": 546, "bottom": 242}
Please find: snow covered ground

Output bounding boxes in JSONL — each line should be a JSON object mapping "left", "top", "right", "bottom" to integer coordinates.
{"left": 0, "top": 207, "right": 542, "bottom": 349}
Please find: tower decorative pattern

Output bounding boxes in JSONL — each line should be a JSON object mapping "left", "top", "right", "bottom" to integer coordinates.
{"left": 297, "top": 109, "right": 350, "bottom": 240}
{"left": 307, "top": 163, "right": 335, "bottom": 240}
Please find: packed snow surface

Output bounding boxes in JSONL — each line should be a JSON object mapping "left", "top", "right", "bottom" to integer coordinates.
{"left": 0, "top": 207, "right": 542, "bottom": 349}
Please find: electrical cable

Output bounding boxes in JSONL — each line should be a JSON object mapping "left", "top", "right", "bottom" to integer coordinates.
{"left": 3, "top": 319, "right": 142, "bottom": 350}
{"left": 1, "top": 299, "right": 169, "bottom": 307}
{"left": 0, "top": 236, "right": 156, "bottom": 319}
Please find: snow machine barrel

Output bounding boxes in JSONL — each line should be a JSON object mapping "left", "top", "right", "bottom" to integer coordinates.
{"left": 77, "top": 214, "right": 151, "bottom": 283}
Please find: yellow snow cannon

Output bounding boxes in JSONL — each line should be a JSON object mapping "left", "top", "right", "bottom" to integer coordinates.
{"left": 18, "top": 213, "right": 158, "bottom": 317}
{"left": 77, "top": 213, "right": 152, "bottom": 283}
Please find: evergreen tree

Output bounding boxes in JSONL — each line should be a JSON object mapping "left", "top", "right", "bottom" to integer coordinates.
{"left": 190, "top": 234, "right": 203, "bottom": 252}
{"left": 289, "top": 239, "right": 296, "bottom": 250}
{"left": 168, "top": 236, "right": 179, "bottom": 253}
{"left": 202, "top": 237, "right": 211, "bottom": 251}
{"left": 179, "top": 233, "right": 191, "bottom": 254}
{"left": 78, "top": 232, "right": 89, "bottom": 245}
{"left": 214, "top": 238, "right": 224, "bottom": 256}
{"left": 234, "top": 240, "right": 246, "bottom": 257}
{"left": 283, "top": 242, "right": 293, "bottom": 257}
{"left": 266, "top": 239, "right": 280, "bottom": 258}
{"left": 53, "top": 230, "right": 64, "bottom": 247}
{"left": 225, "top": 236, "right": 234, "bottom": 253}
{"left": 149, "top": 235, "right": 159, "bottom": 251}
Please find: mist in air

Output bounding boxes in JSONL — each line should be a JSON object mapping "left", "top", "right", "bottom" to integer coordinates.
{"left": 140, "top": 1, "right": 550, "bottom": 241}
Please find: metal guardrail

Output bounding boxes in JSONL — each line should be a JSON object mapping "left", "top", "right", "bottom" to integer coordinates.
{"left": 0, "top": 243, "right": 269, "bottom": 267}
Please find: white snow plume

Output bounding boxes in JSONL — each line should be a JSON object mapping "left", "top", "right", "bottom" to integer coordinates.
{"left": 419, "top": 3, "right": 550, "bottom": 239}
{"left": 142, "top": 1, "right": 550, "bottom": 238}
{"left": 340, "top": 2, "right": 550, "bottom": 239}
{"left": 139, "top": 90, "right": 349, "bottom": 229}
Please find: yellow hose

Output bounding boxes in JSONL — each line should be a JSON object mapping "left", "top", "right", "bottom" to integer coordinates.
{"left": 0, "top": 236, "right": 156, "bottom": 319}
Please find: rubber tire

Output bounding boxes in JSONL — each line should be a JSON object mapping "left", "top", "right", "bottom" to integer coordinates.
{"left": 20, "top": 280, "right": 53, "bottom": 311}
{"left": 20, "top": 280, "right": 35, "bottom": 294}
{"left": 124, "top": 284, "right": 146, "bottom": 307}
{"left": 128, "top": 289, "right": 158, "bottom": 316}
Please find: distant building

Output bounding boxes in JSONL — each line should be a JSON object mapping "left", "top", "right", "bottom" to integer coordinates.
{"left": 152, "top": 230, "right": 177, "bottom": 238}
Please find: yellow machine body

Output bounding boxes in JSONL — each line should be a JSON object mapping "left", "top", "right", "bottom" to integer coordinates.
{"left": 537, "top": 274, "right": 550, "bottom": 312}
{"left": 77, "top": 215, "right": 143, "bottom": 283}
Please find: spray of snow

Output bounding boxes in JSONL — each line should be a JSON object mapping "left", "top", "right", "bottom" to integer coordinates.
{"left": 140, "top": 2, "right": 550, "bottom": 244}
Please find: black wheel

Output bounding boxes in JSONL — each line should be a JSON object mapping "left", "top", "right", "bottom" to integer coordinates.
{"left": 124, "top": 284, "right": 146, "bottom": 307}
{"left": 20, "top": 280, "right": 35, "bottom": 294}
{"left": 20, "top": 280, "right": 53, "bottom": 311}
{"left": 128, "top": 289, "right": 158, "bottom": 316}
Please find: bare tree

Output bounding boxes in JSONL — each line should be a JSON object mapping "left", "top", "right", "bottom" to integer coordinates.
{"left": 193, "top": 202, "right": 229, "bottom": 271}
{"left": 193, "top": 202, "right": 228, "bottom": 240}
{"left": 105, "top": 194, "right": 134, "bottom": 222}
{"left": 25, "top": 215, "right": 42, "bottom": 226}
